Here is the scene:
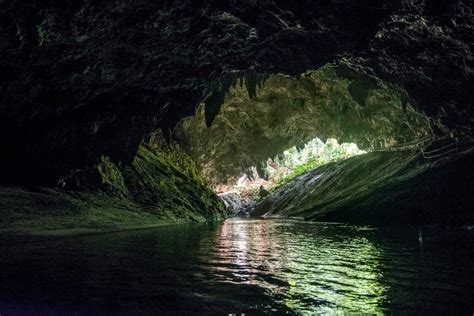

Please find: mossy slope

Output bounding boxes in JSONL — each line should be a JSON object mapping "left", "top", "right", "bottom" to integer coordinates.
{"left": 254, "top": 149, "right": 474, "bottom": 225}
{"left": 0, "top": 145, "right": 227, "bottom": 236}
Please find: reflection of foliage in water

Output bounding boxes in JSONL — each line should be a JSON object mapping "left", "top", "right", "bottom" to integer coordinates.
{"left": 283, "top": 232, "right": 386, "bottom": 314}
{"left": 212, "top": 220, "right": 387, "bottom": 314}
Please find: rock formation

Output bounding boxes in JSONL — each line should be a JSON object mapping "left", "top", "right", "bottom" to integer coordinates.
{"left": 0, "top": 0, "right": 472, "bottom": 185}
{"left": 0, "top": 0, "right": 472, "bottom": 230}
{"left": 174, "top": 65, "right": 433, "bottom": 185}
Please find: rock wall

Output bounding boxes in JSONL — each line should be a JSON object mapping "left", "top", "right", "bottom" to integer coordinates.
{"left": 0, "top": 143, "right": 227, "bottom": 234}
{"left": 174, "top": 65, "right": 433, "bottom": 185}
{"left": 253, "top": 148, "right": 474, "bottom": 225}
{"left": 0, "top": 0, "right": 472, "bottom": 186}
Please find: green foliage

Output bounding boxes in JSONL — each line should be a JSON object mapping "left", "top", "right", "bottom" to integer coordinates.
{"left": 266, "top": 138, "right": 366, "bottom": 190}
{"left": 284, "top": 160, "right": 319, "bottom": 181}
{"left": 95, "top": 156, "right": 129, "bottom": 197}
{"left": 156, "top": 143, "right": 210, "bottom": 188}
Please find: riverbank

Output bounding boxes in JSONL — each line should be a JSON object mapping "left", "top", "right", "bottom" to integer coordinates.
{"left": 0, "top": 186, "right": 227, "bottom": 237}
{"left": 0, "top": 143, "right": 228, "bottom": 237}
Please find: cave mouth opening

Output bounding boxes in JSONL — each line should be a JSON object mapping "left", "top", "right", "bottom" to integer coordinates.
{"left": 173, "top": 64, "right": 436, "bottom": 194}
{"left": 216, "top": 136, "right": 366, "bottom": 195}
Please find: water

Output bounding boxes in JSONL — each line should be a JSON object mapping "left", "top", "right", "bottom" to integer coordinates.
{"left": 0, "top": 219, "right": 473, "bottom": 315}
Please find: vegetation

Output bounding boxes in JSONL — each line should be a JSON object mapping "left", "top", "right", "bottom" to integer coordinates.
{"left": 217, "top": 138, "right": 366, "bottom": 212}
{"left": 96, "top": 155, "right": 130, "bottom": 197}
{"left": 157, "top": 143, "right": 210, "bottom": 188}
{"left": 0, "top": 142, "right": 227, "bottom": 236}
{"left": 121, "top": 144, "right": 225, "bottom": 222}
{"left": 254, "top": 147, "right": 474, "bottom": 225}
{"left": 265, "top": 138, "right": 366, "bottom": 190}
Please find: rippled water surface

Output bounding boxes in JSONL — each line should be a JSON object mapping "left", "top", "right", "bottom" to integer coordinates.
{"left": 1, "top": 219, "right": 473, "bottom": 314}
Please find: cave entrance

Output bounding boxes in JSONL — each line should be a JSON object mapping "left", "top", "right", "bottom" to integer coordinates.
{"left": 230, "top": 137, "right": 366, "bottom": 192}
{"left": 173, "top": 64, "right": 434, "bottom": 194}
{"left": 198, "top": 137, "right": 363, "bottom": 198}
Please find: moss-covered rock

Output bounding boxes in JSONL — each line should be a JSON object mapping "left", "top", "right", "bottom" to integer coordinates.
{"left": 96, "top": 155, "right": 130, "bottom": 197}
{"left": 121, "top": 144, "right": 226, "bottom": 222}
{"left": 253, "top": 147, "right": 474, "bottom": 225}
{"left": 0, "top": 143, "right": 228, "bottom": 235}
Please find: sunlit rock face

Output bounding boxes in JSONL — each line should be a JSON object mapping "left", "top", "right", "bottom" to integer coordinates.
{"left": 174, "top": 65, "right": 432, "bottom": 185}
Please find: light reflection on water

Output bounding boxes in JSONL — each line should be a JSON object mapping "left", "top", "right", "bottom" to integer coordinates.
{"left": 0, "top": 218, "right": 473, "bottom": 314}
{"left": 210, "top": 219, "right": 387, "bottom": 314}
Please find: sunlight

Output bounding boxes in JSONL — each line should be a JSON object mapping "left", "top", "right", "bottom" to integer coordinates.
{"left": 264, "top": 137, "right": 366, "bottom": 185}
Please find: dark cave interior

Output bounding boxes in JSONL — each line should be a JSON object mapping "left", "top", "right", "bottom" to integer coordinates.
{"left": 0, "top": 1, "right": 474, "bottom": 314}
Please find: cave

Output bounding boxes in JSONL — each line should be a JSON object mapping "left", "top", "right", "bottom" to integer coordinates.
{"left": 0, "top": 0, "right": 473, "bottom": 314}
{"left": 173, "top": 64, "right": 433, "bottom": 185}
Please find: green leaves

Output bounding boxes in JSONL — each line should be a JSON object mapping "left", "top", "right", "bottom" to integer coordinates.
{"left": 266, "top": 138, "right": 366, "bottom": 188}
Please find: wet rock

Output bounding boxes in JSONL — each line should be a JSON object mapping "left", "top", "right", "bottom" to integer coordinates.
{"left": 218, "top": 191, "right": 242, "bottom": 215}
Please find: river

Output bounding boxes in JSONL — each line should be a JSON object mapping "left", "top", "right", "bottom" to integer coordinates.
{"left": 0, "top": 219, "right": 473, "bottom": 314}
